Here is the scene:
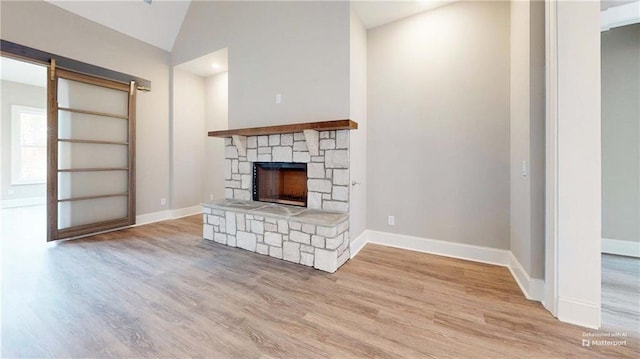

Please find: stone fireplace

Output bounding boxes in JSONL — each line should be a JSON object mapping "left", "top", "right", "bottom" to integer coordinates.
{"left": 203, "top": 120, "right": 357, "bottom": 273}
{"left": 223, "top": 128, "right": 350, "bottom": 212}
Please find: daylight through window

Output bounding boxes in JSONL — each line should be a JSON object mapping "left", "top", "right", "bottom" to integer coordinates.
{"left": 11, "top": 105, "right": 47, "bottom": 184}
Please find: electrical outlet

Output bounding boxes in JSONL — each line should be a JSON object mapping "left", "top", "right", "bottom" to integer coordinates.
{"left": 210, "top": 194, "right": 214, "bottom": 200}
{"left": 160, "top": 198, "right": 167, "bottom": 206}
{"left": 276, "top": 93, "right": 282, "bottom": 104}
{"left": 388, "top": 216, "right": 395, "bottom": 226}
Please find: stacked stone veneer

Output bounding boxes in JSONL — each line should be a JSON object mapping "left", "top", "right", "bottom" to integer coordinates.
{"left": 224, "top": 130, "right": 350, "bottom": 212}
{"left": 203, "top": 206, "right": 350, "bottom": 273}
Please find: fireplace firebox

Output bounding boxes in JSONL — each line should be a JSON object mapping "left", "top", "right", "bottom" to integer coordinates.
{"left": 253, "top": 162, "right": 308, "bottom": 207}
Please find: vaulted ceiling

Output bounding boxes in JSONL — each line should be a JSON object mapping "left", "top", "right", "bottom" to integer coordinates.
{"left": 44, "top": 0, "right": 461, "bottom": 52}
{"left": 44, "top": 1, "right": 638, "bottom": 53}
{"left": 45, "top": 0, "right": 191, "bottom": 51}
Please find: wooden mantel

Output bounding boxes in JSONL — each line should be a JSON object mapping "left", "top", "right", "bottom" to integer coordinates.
{"left": 208, "top": 119, "right": 357, "bottom": 138}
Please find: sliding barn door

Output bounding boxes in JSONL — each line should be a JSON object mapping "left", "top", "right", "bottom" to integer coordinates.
{"left": 47, "top": 65, "right": 136, "bottom": 241}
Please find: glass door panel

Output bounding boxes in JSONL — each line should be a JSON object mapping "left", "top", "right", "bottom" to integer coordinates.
{"left": 58, "top": 78, "right": 128, "bottom": 116}
{"left": 58, "top": 142, "right": 128, "bottom": 169}
{"left": 58, "top": 171, "right": 128, "bottom": 199}
{"left": 58, "top": 111, "right": 128, "bottom": 143}
{"left": 58, "top": 196, "right": 128, "bottom": 229}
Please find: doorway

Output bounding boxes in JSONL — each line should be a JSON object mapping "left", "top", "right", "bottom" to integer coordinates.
{"left": 1, "top": 43, "right": 143, "bottom": 245}
{"left": 0, "top": 56, "right": 48, "bottom": 250}
{"left": 600, "top": 20, "right": 640, "bottom": 338}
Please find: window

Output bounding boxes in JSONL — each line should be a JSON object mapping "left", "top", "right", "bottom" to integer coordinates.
{"left": 11, "top": 105, "right": 47, "bottom": 184}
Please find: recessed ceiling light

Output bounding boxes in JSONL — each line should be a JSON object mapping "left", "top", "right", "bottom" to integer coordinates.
{"left": 211, "top": 64, "right": 221, "bottom": 69}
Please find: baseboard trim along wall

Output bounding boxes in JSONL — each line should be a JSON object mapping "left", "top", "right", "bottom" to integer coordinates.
{"left": 557, "top": 296, "right": 601, "bottom": 330}
{"left": 171, "top": 205, "right": 204, "bottom": 219}
{"left": 350, "top": 230, "right": 369, "bottom": 258}
{"left": 508, "top": 253, "right": 545, "bottom": 301}
{"left": 350, "top": 229, "right": 545, "bottom": 302}
{"left": 602, "top": 237, "right": 640, "bottom": 258}
{"left": 135, "top": 205, "right": 203, "bottom": 226}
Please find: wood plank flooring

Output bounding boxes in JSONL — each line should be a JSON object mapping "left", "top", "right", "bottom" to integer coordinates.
{"left": 602, "top": 253, "right": 640, "bottom": 338}
{"left": 2, "top": 214, "right": 638, "bottom": 358}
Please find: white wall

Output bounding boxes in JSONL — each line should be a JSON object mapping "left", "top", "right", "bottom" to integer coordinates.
{"left": 366, "top": 1, "right": 511, "bottom": 249}
{"left": 171, "top": 68, "right": 205, "bottom": 209}
{"left": 510, "top": 0, "right": 545, "bottom": 280}
{"left": 555, "top": 0, "right": 602, "bottom": 329}
{"left": 349, "top": 8, "right": 368, "bottom": 239}
{"left": 0, "top": 0, "right": 172, "bottom": 216}
{"left": 171, "top": 1, "right": 350, "bottom": 129}
{"left": 204, "top": 72, "right": 228, "bottom": 202}
{"left": 601, "top": 23, "right": 640, "bottom": 248}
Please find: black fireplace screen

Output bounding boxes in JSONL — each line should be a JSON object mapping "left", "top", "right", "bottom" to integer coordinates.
{"left": 253, "top": 162, "right": 308, "bottom": 207}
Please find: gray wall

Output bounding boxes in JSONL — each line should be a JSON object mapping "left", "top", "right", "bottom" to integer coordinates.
{"left": 171, "top": 68, "right": 205, "bottom": 209}
{"left": 509, "top": 0, "right": 545, "bottom": 279}
{"left": 602, "top": 23, "right": 640, "bottom": 244}
{"left": 204, "top": 72, "right": 229, "bottom": 202}
{"left": 171, "top": 68, "right": 228, "bottom": 209}
{"left": 1, "top": 0, "right": 172, "bottom": 216}
{"left": 367, "top": 1, "right": 511, "bottom": 249}
{"left": 349, "top": 8, "right": 368, "bottom": 239}
{"left": 0, "top": 80, "right": 47, "bottom": 202}
{"left": 171, "top": 1, "right": 350, "bottom": 129}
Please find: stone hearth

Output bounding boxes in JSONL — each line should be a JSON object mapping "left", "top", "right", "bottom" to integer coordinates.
{"left": 203, "top": 199, "right": 349, "bottom": 272}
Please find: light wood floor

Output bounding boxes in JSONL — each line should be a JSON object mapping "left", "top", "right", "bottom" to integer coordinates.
{"left": 602, "top": 253, "right": 640, "bottom": 338}
{"left": 2, "top": 214, "right": 638, "bottom": 358}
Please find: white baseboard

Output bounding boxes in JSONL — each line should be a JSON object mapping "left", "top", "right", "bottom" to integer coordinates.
{"left": 350, "top": 230, "right": 369, "bottom": 258}
{"left": 171, "top": 205, "right": 203, "bottom": 219}
{"left": 1, "top": 197, "right": 45, "bottom": 209}
{"left": 508, "top": 253, "right": 545, "bottom": 301}
{"left": 350, "top": 230, "right": 547, "bottom": 303}
{"left": 557, "top": 297, "right": 600, "bottom": 329}
{"left": 365, "top": 230, "right": 511, "bottom": 266}
{"left": 135, "top": 210, "right": 172, "bottom": 226}
{"left": 135, "top": 206, "right": 203, "bottom": 226}
{"left": 602, "top": 238, "right": 640, "bottom": 258}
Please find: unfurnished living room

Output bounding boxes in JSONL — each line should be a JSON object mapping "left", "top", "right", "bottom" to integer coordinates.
{"left": 0, "top": 0, "right": 638, "bottom": 358}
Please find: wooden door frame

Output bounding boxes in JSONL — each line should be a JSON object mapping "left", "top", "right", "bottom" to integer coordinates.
{"left": 544, "top": 0, "right": 602, "bottom": 329}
